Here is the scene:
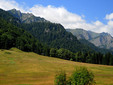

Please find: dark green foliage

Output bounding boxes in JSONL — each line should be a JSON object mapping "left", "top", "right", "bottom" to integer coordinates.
{"left": 50, "top": 48, "right": 57, "bottom": 57}
{"left": 70, "top": 67, "right": 95, "bottom": 85}
{"left": 74, "top": 51, "right": 113, "bottom": 65}
{"left": 102, "top": 52, "right": 113, "bottom": 65}
{"left": 75, "top": 51, "right": 85, "bottom": 62}
{"left": 109, "top": 55, "right": 113, "bottom": 65}
{"left": 55, "top": 67, "right": 95, "bottom": 85}
{"left": 20, "top": 22, "right": 90, "bottom": 53}
{"left": 0, "top": 17, "right": 49, "bottom": 55}
{"left": 57, "top": 48, "right": 74, "bottom": 60}
{"left": 55, "top": 70, "right": 66, "bottom": 85}
{"left": 0, "top": 8, "right": 21, "bottom": 25}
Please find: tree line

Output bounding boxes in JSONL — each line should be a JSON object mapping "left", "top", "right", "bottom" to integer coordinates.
{"left": 49, "top": 48, "right": 113, "bottom": 65}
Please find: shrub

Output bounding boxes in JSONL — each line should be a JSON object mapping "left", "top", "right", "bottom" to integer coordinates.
{"left": 70, "top": 67, "right": 95, "bottom": 85}
{"left": 55, "top": 70, "right": 66, "bottom": 85}
{"left": 54, "top": 67, "right": 95, "bottom": 85}
{"left": 4, "top": 52, "right": 11, "bottom": 54}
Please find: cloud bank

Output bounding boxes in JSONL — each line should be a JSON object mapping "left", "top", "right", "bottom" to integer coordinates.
{"left": 0, "top": 0, "right": 113, "bottom": 36}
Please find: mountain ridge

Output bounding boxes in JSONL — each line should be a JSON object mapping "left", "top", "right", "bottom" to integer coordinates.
{"left": 7, "top": 9, "right": 95, "bottom": 53}
{"left": 7, "top": 9, "right": 113, "bottom": 53}
{"left": 8, "top": 9, "right": 48, "bottom": 23}
{"left": 67, "top": 28, "right": 113, "bottom": 50}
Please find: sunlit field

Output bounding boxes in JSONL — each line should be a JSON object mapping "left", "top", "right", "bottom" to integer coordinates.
{"left": 0, "top": 48, "right": 113, "bottom": 85}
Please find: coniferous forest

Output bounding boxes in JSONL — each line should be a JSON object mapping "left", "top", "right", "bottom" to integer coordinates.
{"left": 0, "top": 8, "right": 113, "bottom": 66}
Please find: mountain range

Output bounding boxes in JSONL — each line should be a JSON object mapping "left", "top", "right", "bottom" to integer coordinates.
{"left": 0, "top": 8, "right": 112, "bottom": 54}
{"left": 7, "top": 9, "right": 94, "bottom": 53}
{"left": 0, "top": 8, "right": 113, "bottom": 67}
{"left": 67, "top": 29, "right": 113, "bottom": 51}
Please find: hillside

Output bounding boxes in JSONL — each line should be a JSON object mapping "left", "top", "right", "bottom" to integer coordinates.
{"left": 8, "top": 9, "right": 113, "bottom": 53}
{"left": 0, "top": 8, "right": 50, "bottom": 56}
{"left": 7, "top": 9, "right": 94, "bottom": 53}
{"left": 67, "top": 29, "right": 113, "bottom": 50}
{"left": 0, "top": 48, "right": 113, "bottom": 85}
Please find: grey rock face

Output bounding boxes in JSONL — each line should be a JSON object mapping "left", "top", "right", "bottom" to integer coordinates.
{"left": 8, "top": 9, "right": 48, "bottom": 23}
{"left": 67, "top": 28, "right": 113, "bottom": 50}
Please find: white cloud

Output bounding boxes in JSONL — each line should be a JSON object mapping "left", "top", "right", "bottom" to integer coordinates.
{"left": 108, "top": 20, "right": 113, "bottom": 26}
{"left": 106, "top": 13, "right": 113, "bottom": 20}
{"left": 29, "top": 5, "right": 85, "bottom": 28}
{"left": 93, "top": 21, "right": 103, "bottom": 26}
{"left": 0, "top": 0, "right": 25, "bottom": 12}
{"left": 0, "top": 0, "right": 113, "bottom": 36}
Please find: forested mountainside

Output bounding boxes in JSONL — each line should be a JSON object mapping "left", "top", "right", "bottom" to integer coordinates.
{"left": 8, "top": 9, "right": 99, "bottom": 53}
{"left": 0, "top": 8, "right": 113, "bottom": 65}
{"left": 0, "top": 9, "right": 50, "bottom": 56}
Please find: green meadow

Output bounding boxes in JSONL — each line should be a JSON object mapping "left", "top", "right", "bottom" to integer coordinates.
{"left": 0, "top": 48, "right": 113, "bottom": 85}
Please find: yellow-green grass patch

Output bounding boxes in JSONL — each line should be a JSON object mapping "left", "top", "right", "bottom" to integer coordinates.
{"left": 0, "top": 48, "right": 113, "bottom": 85}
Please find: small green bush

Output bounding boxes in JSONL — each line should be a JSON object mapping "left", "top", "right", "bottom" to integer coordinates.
{"left": 4, "top": 52, "right": 11, "bottom": 54}
{"left": 70, "top": 67, "right": 95, "bottom": 85}
{"left": 55, "top": 67, "right": 95, "bottom": 85}
{"left": 55, "top": 70, "right": 66, "bottom": 85}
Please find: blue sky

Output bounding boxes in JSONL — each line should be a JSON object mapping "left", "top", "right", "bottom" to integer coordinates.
{"left": 0, "top": 0, "right": 113, "bottom": 35}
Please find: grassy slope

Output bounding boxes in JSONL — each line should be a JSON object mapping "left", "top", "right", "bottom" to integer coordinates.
{"left": 0, "top": 48, "right": 113, "bottom": 85}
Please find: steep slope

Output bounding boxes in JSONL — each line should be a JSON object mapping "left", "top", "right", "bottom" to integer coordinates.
{"left": 8, "top": 9, "right": 47, "bottom": 23}
{"left": 79, "top": 39, "right": 111, "bottom": 53}
{"left": 0, "top": 8, "right": 49, "bottom": 55}
{"left": 8, "top": 9, "right": 94, "bottom": 53}
{"left": 0, "top": 8, "right": 21, "bottom": 24}
{"left": 67, "top": 29, "right": 113, "bottom": 50}
{"left": 90, "top": 33, "right": 113, "bottom": 49}
{"left": 66, "top": 29, "right": 100, "bottom": 40}
{"left": 21, "top": 22, "right": 91, "bottom": 53}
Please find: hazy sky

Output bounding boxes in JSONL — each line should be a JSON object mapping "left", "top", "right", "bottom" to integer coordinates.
{"left": 1, "top": 0, "right": 113, "bottom": 36}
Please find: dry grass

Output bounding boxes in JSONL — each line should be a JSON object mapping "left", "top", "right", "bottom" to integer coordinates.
{"left": 0, "top": 48, "right": 113, "bottom": 85}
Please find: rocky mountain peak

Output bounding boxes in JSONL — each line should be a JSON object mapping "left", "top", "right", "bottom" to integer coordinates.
{"left": 8, "top": 9, "right": 48, "bottom": 23}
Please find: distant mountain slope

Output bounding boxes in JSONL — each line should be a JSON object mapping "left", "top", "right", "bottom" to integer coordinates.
{"left": 66, "top": 29, "right": 100, "bottom": 40}
{"left": 79, "top": 39, "right": 111, "bottom": 54}
{"left": 8, "top": 9, "right": 47, "bottom": 23}
{"left": 8, "top": 9, "right": 113, "bottom": 53}
{"left": 7, "top": 9, "right": 96, "bottom": 53}
{"left": 67, "top": 29, "right": 113, "bottom": 50}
